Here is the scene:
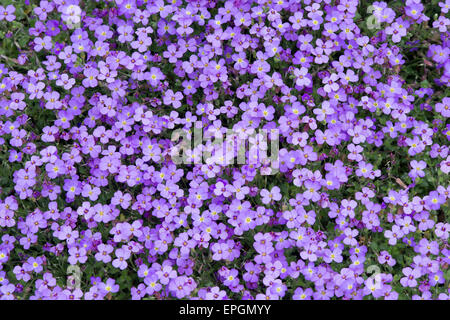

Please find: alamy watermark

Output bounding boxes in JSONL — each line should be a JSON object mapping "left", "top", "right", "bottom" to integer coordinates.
{"left": 366, "top": 5, "right": 382, "bottom": 30}
{"left": 66, "top": 265, "right": 81, "bottom": 290}
{"left": 61, "top": 4, "right": 82, "bottom": 29}
{"left": 170, "top": 122, "right": 280, "bottom": 175}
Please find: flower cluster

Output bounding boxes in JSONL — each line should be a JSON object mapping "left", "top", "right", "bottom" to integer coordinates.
{"left": 0, "top": 0, "right": 448, "bottom": 300}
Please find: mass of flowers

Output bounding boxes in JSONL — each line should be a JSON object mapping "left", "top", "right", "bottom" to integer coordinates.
{"left": 0, "top": 0, "right": 449, "bottom": 300}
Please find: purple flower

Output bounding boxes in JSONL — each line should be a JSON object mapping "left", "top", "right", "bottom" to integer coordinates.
{"left": 112, "top": 248, "right": 131, "bottom": 270}
{"left": 343, "top": 228, "right": 358, "bottom": 246}
{"left": 400, "top": 267, "right": 421, "bottom": 287}
{"left": 260, "top": 186, "right": 281, "bottom": 204}
{"left": 99, "top": 278, "right": 119, "bottom": 294}
{"left": 0, "top": 5, "right": 15, "bottom": 22}
{"left": 163, "top": 90, "right": 183, "bottom": 109}
{"left": 68, "top": 246, "right": 87, "bottom": 265}
{"left": 95, "top": 244, "right": 113, "bottom": 263}
{"left": 34, "top": 36, "right": 52, "bottom": 52}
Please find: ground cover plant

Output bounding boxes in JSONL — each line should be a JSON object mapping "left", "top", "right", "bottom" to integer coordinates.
{"left": 0, "top": 0, "right": 449, "bottom": 300}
